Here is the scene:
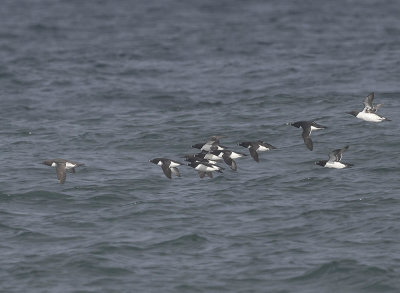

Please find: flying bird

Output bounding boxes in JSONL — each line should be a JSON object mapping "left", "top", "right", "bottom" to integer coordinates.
{"left": 192, "top": 135, "right": 227, "bottom": 152}
{"left": 42, "top": 158, "right": 84, "bottom": 184}
{"left": 150, "top": 158, "right": 183, "bottom": 179}
{"left": 315, "top": 145, "right": 353, "bottom": 169}
{"left": 187, "top": 160, "right": 223, "bottom": 178}
{"left": 238, "top": 141, "right": 276, "bottom": 162}
{"left": 290, "top": 121, "right": 326, "bottom": 151}
{"left": 209, "top": 149, "right": 247, "bottom": 170}
{"left": 347, "top": 92, "right": 390, "bottom": 122}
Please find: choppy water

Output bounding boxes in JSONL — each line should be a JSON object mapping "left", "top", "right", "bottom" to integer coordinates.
{"left": 1, "top": 0, "right": 400, "bottom": 292}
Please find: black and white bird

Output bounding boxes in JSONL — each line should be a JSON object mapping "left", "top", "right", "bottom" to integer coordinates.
{"left": 315, "top": 145, "right": 353, "bottom": 169}
{"left": 192, "top": 135, "right": 227, "bottom": 152}
{"left": 187, "top": 160, "right": 223, "bottom": 178}
{"left": 184, "top": 155, "right": 224, "bottom": 168}
{"left": 184, "top": 151, "right": 222, "bottom": 164}
{"left": 347, "top": 92, "right": 390, "bottom": 122}
{"left": 209, "top": 150, "right": 247, "bottom": 170}
{"left": 184, "top": 155, "right": 221, "bottom": 167}
{"left": 238, "top": 141, "right": 275, "bottom": 162}
{"left": 149, "top": 158, "right": 184, "bottom": 179}
{"left": 290, "top": 121, "right": 326, "bottom": 151}
{"left": 42, "top": 158, "right": 84, "bottom": 184}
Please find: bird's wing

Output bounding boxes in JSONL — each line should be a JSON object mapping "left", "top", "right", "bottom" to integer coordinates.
{"left": 161, "top": 164, "right": 172, "bottom": 179}
{"left": 328, "top": 145, "right": 349, "bottom": 162}
{"left": 56, "top": 163, "right": 67, "bottom": 184}
{"left": 170, "top": 167, "right": 180, "bottom": 177}
{"left": 374, "top": 103, "right": 383, "bottom": 112}
{"left": 222, "top": 154, "right": 237, "bottom": 171}
{"left": 249, "top": 146, "right": 259, "bottom": 162}
{"left": 301, "top": 127, "right": 313, "bottom": 151}
{"left": 363, "top": 92, "right": 374, "bottom": 110}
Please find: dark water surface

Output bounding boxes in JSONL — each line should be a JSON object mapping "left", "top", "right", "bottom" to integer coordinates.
{"left": 1, "top": 0, "right": 400, "bottom": 292}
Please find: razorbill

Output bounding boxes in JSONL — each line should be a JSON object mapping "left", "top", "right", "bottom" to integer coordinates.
{"left": 192, "top": 135, "right": 227, "bottom": 152}
{"left": 149, "top": 158, "right": 183, "bottom": 179}
{"left": 183, "top": 155, "right": 221, "bottom": 166}
{"left": 347, "top": 92, "right": 390, "bottom": 122}
{"left": 42, "top": 158, "right": 84, "bottom": 184}
{"left": 315, "top": 145, "right": 353, "bottom": 169}
{"left": 210, "top": 149, "right": 247, "bottom": 170}
{"left": 185, "top": 151, "right": 222, "bottom": 163}
{"left": 238, "top": 141, "right": 276, "bottom": 162}
{"left": 290, "top": 121, "right": 326, "bottom": 151}
{"left": 187, "top": 161, "right": 223, "bottom": 178}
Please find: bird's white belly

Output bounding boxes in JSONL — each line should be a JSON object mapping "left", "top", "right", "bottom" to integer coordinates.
{"left": 230, "top": 151, "right": 243, "bottom": 158}
{"left": 325, "top": 161, "right": 346, "bottom": 169}
{"left": 196, "top": 165, "right": 215, "bottom": 172}
{"left": 257, "top": 146, "right": 269, "bottom": 152}
{"left": 357, "top": 112, "right": 383, "bottom": 122}
{"left": 65, "top": 162, "right": 76, "bottom": 169}
{"left": 205, "top": 154, "right": 222, "bottom": 160}
{"left": 169, "top": 161, "right": 180, "bottom": 167}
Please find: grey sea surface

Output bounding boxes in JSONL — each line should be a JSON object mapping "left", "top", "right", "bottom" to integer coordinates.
{"left": 1, "top": 0, "right": 400, "bottom": 292}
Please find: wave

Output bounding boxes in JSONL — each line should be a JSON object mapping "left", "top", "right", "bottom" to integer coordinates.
{"left": 288, "top": 259, "right": 397, "bottom": 292}
{"left": 0, "top": 190, "right": 73, "bottom": 200}
{"left": 148, "top": 233, "right": 208, "bottom": 250}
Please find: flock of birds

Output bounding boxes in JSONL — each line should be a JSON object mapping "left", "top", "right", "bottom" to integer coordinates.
{"left": 41, "top": 93, "right": 391, "bottom": 183}
{"left": 149, "top": 92, "right": 391, "bottom": 179}
{"left": 150, "top": 138, "right": 275, "bottom": 179}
